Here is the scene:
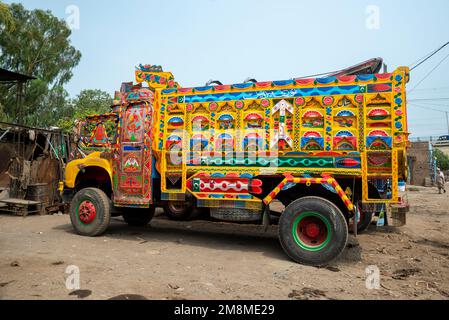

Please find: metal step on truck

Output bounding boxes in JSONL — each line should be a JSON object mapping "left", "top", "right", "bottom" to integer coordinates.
{"left": 62, "top": 60, "right": 410, "bottom": 266}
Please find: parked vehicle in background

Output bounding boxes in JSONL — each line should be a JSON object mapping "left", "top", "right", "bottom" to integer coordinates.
{"left": 432, "top": 135, "right": 449, "bottom": 147}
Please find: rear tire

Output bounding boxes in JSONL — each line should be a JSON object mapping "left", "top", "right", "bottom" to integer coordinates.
{"left": 122, "top": 207, "right": 155, "bottom": 226}
{"left": 163, "top": 201, "right": 196, "bottom": 221}
{"left": 356, "top": 208, "right": 374, "bottom": 233}
{"left": 70, "top": 187, "right": 111, "bottom": 237}
{"left": 279, "top": 196, "right": 348, "bottom": 266}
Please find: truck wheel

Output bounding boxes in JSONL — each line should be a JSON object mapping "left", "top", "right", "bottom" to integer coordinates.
{"left": 122, "top": 207, "right": 155, "bottom": 226}
{"left": 163, "top": 201, "right": 195, "bottom": 221}
{"left": 70, "top": 188, "right": 111, "bottom": 237}
{"left": 358, "top": 211, "right": 374, "bottom": 232}
{"left": 349, "top": 202, "right": 374, "bottom": 234}
{"left": 279, "top": 196, "right": 348, "bottom": 266}
{"left": 356, "top": 211, "right": 374, "bottom": 233}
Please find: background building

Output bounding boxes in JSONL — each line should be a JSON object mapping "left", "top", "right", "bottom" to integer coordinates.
{"left": 408, "top": 141, "right": 437, "bottom": 186}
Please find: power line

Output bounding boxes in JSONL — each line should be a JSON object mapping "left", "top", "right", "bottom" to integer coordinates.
{"left": 409, "top": 103, "right": 449, "bottom": 134}
{"left": 409, "top": 52, "right": 449, "bottom": 93}
{"left": 409, "top": 98, "right": 449, "bottom": 101}
{"left": 409, "top": 48, "right": 437, "bottom": 68}
{"left": 409, "top": 86, "right": 449, "bottom": 92}
{"left": 409, "top": 103, "right": 448, "bottom": 113}
{"left": 410, "top": 101, "right": 449, "bottom": 108}
{"left": 410, "top": 41, "right": 449, "bottom": 71}
{"left": 409, "top": 91, "right": 449, "bottom": 98}
{"left": 409, "top": 94, "right": 449, "bottom": 100}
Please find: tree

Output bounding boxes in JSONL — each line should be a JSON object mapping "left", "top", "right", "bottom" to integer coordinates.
{"left": 434, "top": 148, "right": 449, "bottom": 171}
{"left": 57, "top": 89, "right": 113, "bottom": 131}
{"left": 0, "top": 1, "right": 15, "bottom": 31}
{"left": 0, "top": 2, "right": 81, "bottom": 126}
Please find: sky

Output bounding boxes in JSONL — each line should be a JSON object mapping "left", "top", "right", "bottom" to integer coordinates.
{"left": 4, "top": 0, "right": 449, "bottom": 138}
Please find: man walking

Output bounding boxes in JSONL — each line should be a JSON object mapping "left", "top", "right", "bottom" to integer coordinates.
{"left": 437, "top": 168, "right": 446, "bottom": 194}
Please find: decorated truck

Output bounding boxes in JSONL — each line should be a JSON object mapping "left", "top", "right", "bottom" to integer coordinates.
{"left": 64, "top": 62, "right": 410, "bottom": 266}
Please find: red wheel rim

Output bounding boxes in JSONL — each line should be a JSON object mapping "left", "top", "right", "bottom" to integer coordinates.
{"left": 297, "top": 216, "right": 328, "bottom": 247}
{"left": 78, "top": 200, "right": 97, "bottom": 224}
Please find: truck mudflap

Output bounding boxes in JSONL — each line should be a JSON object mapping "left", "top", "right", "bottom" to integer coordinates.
{"left": 263, "top": 174, "right": 355, "bottom": 212}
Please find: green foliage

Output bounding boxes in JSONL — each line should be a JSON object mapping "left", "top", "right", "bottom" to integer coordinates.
{"left": 0, "top": 2, "right": 81, "bottom": 127}
{"left": 0, "top": 1, "right": 15, "bottom": 31}
{"left": 57, "top": 89, "right": 113, "bottom": 132}
{"left": 434, "top": 148, "right": 449, "bottom": 171}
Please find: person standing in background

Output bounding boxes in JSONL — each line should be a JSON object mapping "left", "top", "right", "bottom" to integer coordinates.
{"left": 436, "top": 168, "right": 446, "bottom": 194}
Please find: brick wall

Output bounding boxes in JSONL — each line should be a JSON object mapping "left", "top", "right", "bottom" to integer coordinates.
{"left": 408, "top": 141, "right": 433, "bottom": 186}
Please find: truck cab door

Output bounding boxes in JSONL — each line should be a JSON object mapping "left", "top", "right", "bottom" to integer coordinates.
{"left": 113, "top": 103, "right": 154, "bottom": 207}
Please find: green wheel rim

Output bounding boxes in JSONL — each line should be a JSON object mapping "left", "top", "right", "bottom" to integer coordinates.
{"left": 292, "top": 212, "right": 332, "bottom": 252}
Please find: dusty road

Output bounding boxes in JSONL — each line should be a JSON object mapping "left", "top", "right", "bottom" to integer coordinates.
{"left": 1, "top": 186, "right": 449, "bottom": 300}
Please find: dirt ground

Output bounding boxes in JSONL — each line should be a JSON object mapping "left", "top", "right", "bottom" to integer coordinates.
{"left": 1, "top": 185, "right": 449, "bottom": 300}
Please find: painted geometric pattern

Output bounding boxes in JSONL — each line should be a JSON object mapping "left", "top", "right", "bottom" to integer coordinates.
{"left": 185, "top": 173, "right": 262, "bottom": 204}
{"left": 142, "top": 67, "right": 409, "bottom": 204}
{"left": 184, "top": 154, "right": 361, "bottom": 169}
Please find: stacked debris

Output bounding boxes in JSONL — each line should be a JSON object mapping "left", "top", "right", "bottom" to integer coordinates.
{"left": 0, "top": 122, "right": 72, "bottom": 216}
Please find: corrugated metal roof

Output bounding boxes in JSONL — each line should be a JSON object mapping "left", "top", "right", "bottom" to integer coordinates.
{"left": 0, "top": 68, "right": 36, "bottom": 82}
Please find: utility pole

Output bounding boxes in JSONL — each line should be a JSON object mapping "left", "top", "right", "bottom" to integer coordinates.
{"left": 446, "top": 111, "right": 449, "bottom": 135}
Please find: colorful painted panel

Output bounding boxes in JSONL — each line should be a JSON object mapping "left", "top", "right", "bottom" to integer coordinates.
{"left": 216, "top": 133, "right": 234, "bottom": 151}
{"left": 244, "top": 133, "right": 264, "bottom": 151}
{"left": 122, "top": 150, "right": 143, "bottom": 173}
{"left": 185, "top": 173, "right": 263, "bottom": 207}
{"left": 367, "top": 152, "right": 392, "bottom": 174}
{"left": 366, "top": 137, "right": 393, "bottom": 150}
{"left": 271, "top": 99, "right": 294, "bottom": 152}
{"left": 90, "top": 123, "right": 109, "bottom": 146}
{"left": 77, "top": 113, "right": 118, "bottom": 153}
{"left": 166, "top": 134, "right": 183, "bottom": 150}
{"left": 302, "top": 111, "right": 324, "bottom": 129}
{"left": 113, "top": 97, "right": 154, "bottom": 207}
{"left": 167, "top": 116, "right": 184, "bottom": 129}
{"left": 119, "top": 174, "right": 143, "bottom": 194}
{"left": 173, "top": 86, "right": 363, "bottom": 104}
{"left": 217, "top": 114, "right": 235, "bottom": 130}
{"left": 123, "top": 107, "right": 144, "bottom": 142}
{"left": 192, "top": 116, "right": 209, "bottom": 131}
{"left": 368, "top": 108, "right": 390, "bottom": 121}
{"left": 244, "top": 113, "right": 263, "bottom": 129}
{"left": 148, "top": 65, "right": 409, "bottom": 205}
{"left": 301, "top": 137, "right": 325, "bottom": 151}
{"left": 333, "top": 137, "right": 357, "bottom": 151}
{"left": 191, "top": 134, "right": 209, "bottom": 151}
{"left": 334, "top": 115, "right": 357, "bottom": 128}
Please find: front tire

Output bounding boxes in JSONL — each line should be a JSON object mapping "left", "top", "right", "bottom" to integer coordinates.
{"left": 122, "top": 207, "right": 155, "bottom": 226}
{"left": 70, "top": 188, "right": 111, "bottom": 237}
{"left": 279, "top": 196, "right": 348, "bottom": 266}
